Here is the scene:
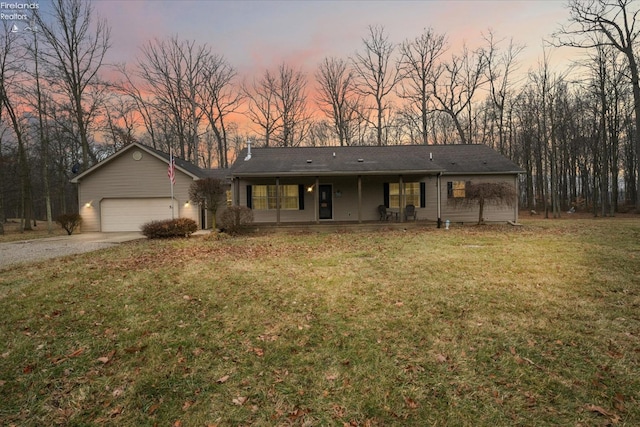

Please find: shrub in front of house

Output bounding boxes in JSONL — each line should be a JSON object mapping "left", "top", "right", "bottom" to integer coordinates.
{"left": 219, "top": 206, "right": 254, "bottom": 235}
{"left": 141, "top": 218, "right": 198, "bottom": 239}
{"left": 56, "top": 213, "right": 82, "bottom": 235}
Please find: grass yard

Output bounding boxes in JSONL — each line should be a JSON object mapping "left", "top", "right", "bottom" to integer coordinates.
{"left": 0, "top": 218, "right": 639, "bottom": 426}
{"left": 0, "top": 219, "right": 67, "bottom": 243}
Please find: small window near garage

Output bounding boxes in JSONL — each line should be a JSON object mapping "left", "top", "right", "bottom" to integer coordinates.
{"left": 447, "top": 181, "right": 466, "bottom": 198}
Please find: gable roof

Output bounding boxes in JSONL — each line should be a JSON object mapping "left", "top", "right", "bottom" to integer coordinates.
{"left": 70, "top": 142, "right": 208, "bottom": 183}
{"left": 230, "top": 144, "right": 523, "bottom": 177}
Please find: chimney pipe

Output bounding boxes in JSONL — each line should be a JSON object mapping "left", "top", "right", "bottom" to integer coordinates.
{"left": 244, "top": 139, "right": 252, "bottom": 161}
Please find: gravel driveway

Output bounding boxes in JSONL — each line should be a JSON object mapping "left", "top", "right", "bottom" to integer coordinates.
{"left": 0, "top": 232, "right": 146, "bottom": 269}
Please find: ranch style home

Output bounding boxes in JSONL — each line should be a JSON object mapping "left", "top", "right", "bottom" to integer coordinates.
{"left": 71, "top": 142, "right": 523, "bottom": 232}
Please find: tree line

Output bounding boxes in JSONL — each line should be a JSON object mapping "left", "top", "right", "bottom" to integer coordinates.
{"left": 1, "top": 0, "right": 638, "bottom": 234}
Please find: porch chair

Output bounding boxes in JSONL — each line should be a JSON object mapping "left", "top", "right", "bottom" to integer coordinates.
{"left": 378, "top": 204, "right": 392, "bottom": 221}
{"left": 405, "top": 204, "right": 417, "bottom": 221}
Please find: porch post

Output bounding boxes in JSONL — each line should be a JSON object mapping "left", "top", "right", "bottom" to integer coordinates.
{"left": 315, "top": 176, "right": 320, "bottom": 224}
{"left": 357, "top": 175, "right": 362, "bottom": 223}
{"left": 399, "top": 175, "right": 404, "bottom": 222}
{"left": 276, "top": 177, "right": 280, "bottom": 224}
{"left": 233, "top": 177, "right": 240, "bottom": 206}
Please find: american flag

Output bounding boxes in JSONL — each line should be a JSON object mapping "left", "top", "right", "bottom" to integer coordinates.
{"left": 168, "top": 152, "right": 176, "bottom": 185}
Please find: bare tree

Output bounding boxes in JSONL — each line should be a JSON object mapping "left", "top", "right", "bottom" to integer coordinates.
{"left": 189, "top": 177, "right": 227, "bottom": 230}
{"left": 102, "top": 89, "right": 139, "bottom": 150}
{"left": 462, "top": 181, "right": 517, "bottom": 224}
{"left": 23, "top": 25, "right": 55, "bottom": 233}
{"left": 431, "top": 44, "right": 487, "bottom": 144}
{"left": 114, "top": 63, "right": 158, "bottom": 148}
{"left": 0, "top": 29, "right": 33, "bottom": 231}
{"left": 398, "top": 27, "right": 447, "bottom": 145}
{"left": 352, "top": 25, "right": 402, "bottom": 146}
{"left": 199, "top": 54, "right": 242, "bottom": 168}
{"left": 554, "top": 0, "right": 640, "bottom": 209}
{"left": 316, "top": 57, "right": 359, "bottom": 146}
{"left": 244, "top": 70, "right": 280, "bottom": 147}
{"left": 35, "top": 0, "right": 110, "bottom": 171}
{"left": 483, "top": 30, "right": 524, "bottom": 154}
{"left": 274, "top": 63, "right": 311, "bottom": 147}
{"left": 137, "top": 37, "right": 208, "bottom": 163}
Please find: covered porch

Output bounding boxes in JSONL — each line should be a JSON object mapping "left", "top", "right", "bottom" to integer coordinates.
{"left": 232, "top": 173, "right": 443, "bottom": 225}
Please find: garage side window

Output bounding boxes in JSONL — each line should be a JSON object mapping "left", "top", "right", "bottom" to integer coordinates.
{"left": 252, "top": 185, "right": 299, "bottom": 210}
{"left": 447, "top": 181, "right": 466, "bottom": 198}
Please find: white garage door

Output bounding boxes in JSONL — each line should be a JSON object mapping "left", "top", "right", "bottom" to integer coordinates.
{"left": 101, "top": 198, "right": 175, "bottom": 232}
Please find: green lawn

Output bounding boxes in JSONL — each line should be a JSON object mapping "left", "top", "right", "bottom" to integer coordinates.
{"left": 1, "top": 218, "right": 639, "bottom": 426}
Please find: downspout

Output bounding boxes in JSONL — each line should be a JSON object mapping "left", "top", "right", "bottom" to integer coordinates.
{"left": 437, "top": 172, "right": 442, "bottom": 228}
{"left": 234, "top": 177, "right": 240, "bottom": 206}
{"left": 357, "top": 175, "right": 362, "bottom": 223}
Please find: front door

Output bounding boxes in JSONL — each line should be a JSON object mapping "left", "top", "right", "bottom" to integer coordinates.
{"left": 319, "top": 184, "right": 333, "bottom": 220}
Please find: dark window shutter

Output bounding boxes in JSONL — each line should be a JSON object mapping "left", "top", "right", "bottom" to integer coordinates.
{"left": 383, "top": 183, "right": 390, "bottom": 208}
{"left": 246, "top": 185, "right": 252, "bottom": 209}
{"left": 298, "top": 184, "right": 305, "bottom": 210}
{"left": 447, "top": 182, "right": 453, "bottom": 198}
{"left": 420, "top": 182, "right": 426, "bottom": 208}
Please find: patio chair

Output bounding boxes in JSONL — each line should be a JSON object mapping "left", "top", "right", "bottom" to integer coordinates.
{"left": 378, "top": 204, "right": 392, "bottom": 221}
{"left": 405, "top": 204, "right": 417, "bottom": 221}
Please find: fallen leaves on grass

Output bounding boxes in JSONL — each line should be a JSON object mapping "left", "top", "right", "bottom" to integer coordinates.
{"left": 404, "top": 397, "right": 419, "bottom": 409}
{"left": 585, "top": 404, "right": 620, "bottom": 423}
{"left": 232, "top": 396, "right": 247, "bottom": 406}
{"left": 97, "top": 350, "right": 116, "bottom": 364}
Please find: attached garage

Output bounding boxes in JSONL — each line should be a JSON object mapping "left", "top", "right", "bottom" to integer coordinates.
{"left": 71, "top": 143, "right": 211, "bottom": 232}
{"left": 100, "top": 198, "right": 175, "bottom": 232}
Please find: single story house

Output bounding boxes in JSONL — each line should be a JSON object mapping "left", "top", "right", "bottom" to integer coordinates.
{"left": 229, "top": 143, "right": 524, "bottom": 225}
{"left": 71, "top": 142, "right": 223, "bottom": 232}
{"left": 71, "top": 142, "right": 523, "bottom": 232}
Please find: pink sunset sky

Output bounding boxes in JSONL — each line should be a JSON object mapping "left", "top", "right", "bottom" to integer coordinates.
{"left": 50, "top": 0, "right": 577, "bottom": 79}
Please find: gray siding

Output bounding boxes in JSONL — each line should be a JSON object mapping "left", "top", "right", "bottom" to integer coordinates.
{"left": 77, "top": 150, "right": 195, "bottom": 231}
{"left": 237, "top": 173, "right": 518, "bottom": 224}
{"left": 439, "top": 174, "right": 518, "bottom": 223}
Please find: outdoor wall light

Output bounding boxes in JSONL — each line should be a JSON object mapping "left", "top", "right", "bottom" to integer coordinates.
{"left": 84, "top": 202, "right": 92, "bottom": 208}
{"left": 184, "top": 200, "right": 190, "bottom": 207}
{"left": 307, "top": 185, "right": 314, "bottom": 193}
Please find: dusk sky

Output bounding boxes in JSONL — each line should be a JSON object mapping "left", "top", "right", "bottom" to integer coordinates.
{"left": 37, "top": 0, "right": 577, "bottom": 80}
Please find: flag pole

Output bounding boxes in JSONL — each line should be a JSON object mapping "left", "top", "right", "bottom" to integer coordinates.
{"left": 169, "top": 149, "right": 175, "bottom": 219}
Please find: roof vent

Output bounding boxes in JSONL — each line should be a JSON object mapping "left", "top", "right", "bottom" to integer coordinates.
{"left": 306, "top": 159, "right": 312, "bottom": 163}
{"left": 357, "top": 158, "right": 364, "bottom": 162}
{"left": 429, "top": 152, "right": 433, "bottom": 161}
{"left": 244, "top": 140, "right": 252, "bottom": 161}
{"left": 333, "top": 152, "right": 336, "bottom": 158}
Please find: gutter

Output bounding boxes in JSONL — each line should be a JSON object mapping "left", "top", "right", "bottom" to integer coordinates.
{"left": 230, "top": 169, "right": 446, "bottom": 178}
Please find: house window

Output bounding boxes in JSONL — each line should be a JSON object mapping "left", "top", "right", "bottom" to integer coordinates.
{"left": 252, "top": 184, "right": 299, "bottom": 210}
{"left": 226, "top": 190, "right": 232, "bottom": 207}
{"left": 389, "top": 182, "right": 421, "bottom": 208}
{"left": 447, "top": 181, "right": 466, "bottom": 198}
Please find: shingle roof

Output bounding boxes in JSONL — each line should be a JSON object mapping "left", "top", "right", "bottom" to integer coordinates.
{"left": 142, "top": 144, "right": 209, "bottom": 178}
{"left": 230, "top": 144, "right": 523, "bottom": 177}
